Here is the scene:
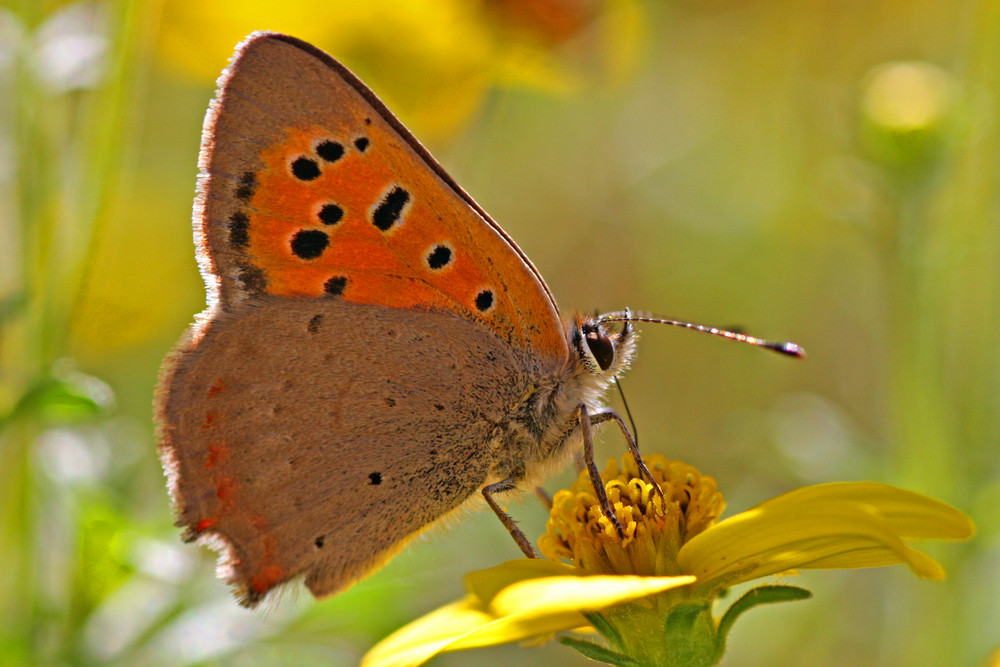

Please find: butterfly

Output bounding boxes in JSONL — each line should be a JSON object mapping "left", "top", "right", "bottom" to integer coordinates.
{"left": 155, "top": 32, "right": 801, "bottom": 608}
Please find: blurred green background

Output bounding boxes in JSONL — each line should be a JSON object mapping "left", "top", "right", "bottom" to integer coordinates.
{"left": 2, "top": 0, "right": 997, "bottom": 665}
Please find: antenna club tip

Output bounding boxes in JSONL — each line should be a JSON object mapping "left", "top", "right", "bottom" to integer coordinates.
{"left": 779, "top": 342, "right": 807, "bottom": 358}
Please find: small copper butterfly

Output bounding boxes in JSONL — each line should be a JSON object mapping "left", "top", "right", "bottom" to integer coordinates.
{"left": 155, "top": 32, "right": 802, "bottom": 607}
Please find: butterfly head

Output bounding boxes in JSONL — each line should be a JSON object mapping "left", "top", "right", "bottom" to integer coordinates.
{"left": 571, "top": 313, "right": 637, "bottom": 380}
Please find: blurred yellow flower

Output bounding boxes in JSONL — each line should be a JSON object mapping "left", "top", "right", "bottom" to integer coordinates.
{"left": 861, "top": 61, "right": 953, "bottom": 133}
{"left": 859, "top": 60, "right": 955, "bottom": 172}
{"left": 70, "top": 186, "right": 204, "bottom": 360}
{"left": 364, "top": 454, "right": 974, "bottom": 667}
{"left": 156, "top": 0, "right": 642, "bottom": 141}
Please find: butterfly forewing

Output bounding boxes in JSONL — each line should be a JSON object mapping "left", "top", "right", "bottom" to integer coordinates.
{"left": 198, "top": 32, "right": 567, "bottom": 362}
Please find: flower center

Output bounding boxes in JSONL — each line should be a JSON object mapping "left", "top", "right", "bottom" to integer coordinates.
{"left": 539, "top": 454, "right": 725, "bottom": 576}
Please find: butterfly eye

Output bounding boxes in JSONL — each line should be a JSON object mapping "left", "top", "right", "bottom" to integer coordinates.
{"left": 583, "top": 326, "right": 616, "bottom": 371}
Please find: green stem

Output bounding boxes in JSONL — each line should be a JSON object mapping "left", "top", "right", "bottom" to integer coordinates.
{"left": 0, "top": 1, "right": 155, "bottom": 662}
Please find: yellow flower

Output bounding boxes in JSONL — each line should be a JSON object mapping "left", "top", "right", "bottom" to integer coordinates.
{"left": 363, "top": 559, "right": 693, "bottom": 667}
{"left": 364, "top": 454, "right": 974, "bottom": 667}
{"left": 539, "top": 456, "right": 724, "bottom": 578}
{"left": 156, "top": 0, "right": 644, "bottom": 142}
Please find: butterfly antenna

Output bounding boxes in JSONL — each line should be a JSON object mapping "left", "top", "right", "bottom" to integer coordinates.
{"left": 600, "top": 310, "right": 806, "bottom": 358}
{"left": 614, "top": 378, "right": 638, "bottom": 446}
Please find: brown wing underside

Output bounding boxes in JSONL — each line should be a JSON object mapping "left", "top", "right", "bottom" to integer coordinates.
{"left": 156, "top": 298, "right": 530, "bottom": 605}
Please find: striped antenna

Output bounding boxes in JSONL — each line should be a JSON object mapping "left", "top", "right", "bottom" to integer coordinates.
{"left": 599, "top": 310, "right": 806, "bottom": 358}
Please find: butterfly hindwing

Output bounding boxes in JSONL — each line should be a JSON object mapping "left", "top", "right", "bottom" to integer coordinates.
{"left": 158, "top": 298, "right": 532, "bottom": 604}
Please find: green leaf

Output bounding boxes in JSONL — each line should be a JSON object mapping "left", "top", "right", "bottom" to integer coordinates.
{"left": 8, "top": 370, "right": 114, "bottom": 425}
{"left": 34, "top": 381, "right": 106, "bottom": 421}
{"left": 713, "top": 585, "right": 813, "bottom": 663}
{"left": 74, "top": 505, "right": 135, "bottom": 610}
{"left": 584, "top": 611, "right": 624, "bottom": 650}
{"left": 559, "top": 636, "right": 644, "bottom": 667}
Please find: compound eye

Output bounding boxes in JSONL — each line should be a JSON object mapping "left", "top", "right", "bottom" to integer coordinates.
{"left": 584, "top": 327, "right": 616, "bottom": 371}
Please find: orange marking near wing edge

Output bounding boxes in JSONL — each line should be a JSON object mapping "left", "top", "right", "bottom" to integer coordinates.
{"left": 249, "top": 533, "right": 284, "bottom": 593}
{"left": 251, "top": 564, "right": 285, "bottom": 593}
{"left": 208, "top": 379, "right": 226, "bottom": 397}
{"left": 195, "top": 517, "right": 217, "bottom": 531}
{"left": 215, "top": 476, "right": 236, "bottom": 512}
{"left": 205, "top": 441, "right": 228, "bottom": 468}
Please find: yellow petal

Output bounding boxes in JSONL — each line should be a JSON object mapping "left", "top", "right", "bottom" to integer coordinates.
{"left": 363, "top": 560, "right": 694, "bottom": 666}
{"left": 459, "top": 560, "right": 694, "bottom": 647}
{"left": 361, "top": 597, "right": 494, "bottom": 667}
{"left": 763, "top": 483, "right": 975, "bottom": 539}
{"left": 488, "top": 573, "right": 696, "bottom": 617}
{"left": 446, "top": 608, "right": 588, "bottom": 650}
{"left": 463, "top": 558, "right": 584, "bottom": 603}
{"left": 449, "top": 573, "right": 695, "bottom": 650}
{"left": 677, "top": 482, "right": 973, "bottom": 591}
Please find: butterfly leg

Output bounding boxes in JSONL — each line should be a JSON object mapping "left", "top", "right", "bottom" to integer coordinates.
{"left": 587, "top": 407, "right": 665, "bottom": 503}
{"left": 576, "top": 404, "right": 627, "bottom": 539}
{"left": 483, "top": 477, "right": 537, "bottom": 558}
{"left": 534, "top": 486, "right": 553, "bottom": 510}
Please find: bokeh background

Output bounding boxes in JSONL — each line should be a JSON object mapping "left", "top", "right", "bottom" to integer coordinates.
{"left": 2, "top": 0, "right": 997, "bottom": 665}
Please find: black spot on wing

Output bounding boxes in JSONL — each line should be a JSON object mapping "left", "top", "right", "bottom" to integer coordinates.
{"left": 228, "top": 211, "right": 250, "bottom": 249}
{"left": 371, "top": 186, "right": 409, "bottom": 232}
{"left": 324, "top": 276, "right": 347, "bottom": 296}
{"left": 236, "top": 262, "right": 268, "bottom": 293}
{"left": 235, "top": 171, "right": 256, "bottom": 201}
{"left": 291, "top": 157, "right": 320, "bottom": 181}
{"left": 316, "top": 140, "right": 344, "bottom": 163}
{"left": 291, "top": 229, "right": 329, "bottom": 259}
{"left": 475, "top": 289, "right": 494, "bottom": 312}
{"left": 426, "top": 244, "right": 453, "bottom": 270}
{"left": 318, "top": 203, "right": 343, "bottom": 225}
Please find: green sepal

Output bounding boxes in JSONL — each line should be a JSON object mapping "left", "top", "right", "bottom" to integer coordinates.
{"left": 661, "top": 601, "right": 716, "bottom": 667}
{"left": 712, "top": 585, "right": 813, "bottom": 663}
{"left": 559, "top": 636, "right": 645, "bottom": 667}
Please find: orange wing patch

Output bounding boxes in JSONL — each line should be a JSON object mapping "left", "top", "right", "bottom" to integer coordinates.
{"left": 198, "top": 34, "right": 570, "bottom": 364}
{"left": 231, "top": 120, "right": 565, "bottom": 362}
